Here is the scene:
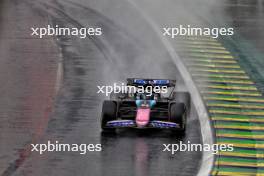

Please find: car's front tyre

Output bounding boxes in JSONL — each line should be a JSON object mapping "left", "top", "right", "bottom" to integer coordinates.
{"left": 169, "top": 102, "right": 187, "bottom": 134}
{"left": 101, "top": 100, "right": 117, "bottom": 132}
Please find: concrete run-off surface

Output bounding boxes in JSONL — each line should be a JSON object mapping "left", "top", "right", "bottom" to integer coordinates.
{"left": 0, "top": 0, "right": 60, "bottom": 175}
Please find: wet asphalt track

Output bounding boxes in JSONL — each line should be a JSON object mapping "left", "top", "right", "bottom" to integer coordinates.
{"left": 32, "top": 1, "right": 203, "bottom": 176}
{"left": 0, "top": 0, "right": 202, "bottom": 176}
{"left": 2, "top": 0, "right": 264, "bottom": 176}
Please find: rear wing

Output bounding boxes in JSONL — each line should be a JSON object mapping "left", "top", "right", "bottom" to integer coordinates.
{"left": 127, "top": 78, "right": 176, "bottom": 87}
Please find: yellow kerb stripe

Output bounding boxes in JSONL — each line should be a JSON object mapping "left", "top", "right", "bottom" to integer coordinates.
{"left": 215, "top": 161, "right": 264, "bottom": 168}
{"left": 211, "top": 171, "right": 264, "bottom": 176}
{"left": 217, "top": 142, "right": 264, "bottom": 149}
{"left": 209, "top": 110, "right": 264, "bottom": 116}
{"left": 216, "top": 133, "right": 264, "bottom": 139}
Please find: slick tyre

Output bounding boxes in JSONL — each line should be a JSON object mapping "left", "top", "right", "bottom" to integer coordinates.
{"left": 101, "top": 100, "right": 117, "bottom": 132}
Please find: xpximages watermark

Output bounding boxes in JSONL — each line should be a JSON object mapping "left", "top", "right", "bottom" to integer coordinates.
{"left": 163, "top": 25, "right": 234, "bottom": 39}
{"left": 97, "top": 83, "right": 168, "bottom": 96}
{"left": 31, "top": 25, "right": 102, "bottom": 39}
{"left": 163, "top": 141, "right": 233, "bottom": 154}
{"left": 31, "top": 141, "right": 102, "bottom": 155}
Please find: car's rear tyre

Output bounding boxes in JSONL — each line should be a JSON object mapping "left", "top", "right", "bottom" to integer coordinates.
{"left": 101, "top": 100, "right": 117, "bottom": 132}
{"left": 173, "top": 92, "right": 190, "bottom": 110}
{"left": 169, "top": 102, "right": 187, "bottom": 134}
{"left": 110, "top": 92, "right": 126, "bottom": 100}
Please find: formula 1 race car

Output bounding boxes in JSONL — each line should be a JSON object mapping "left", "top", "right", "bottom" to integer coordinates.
{"left": 101, "top": 78, "right": 190, "bottom": 134}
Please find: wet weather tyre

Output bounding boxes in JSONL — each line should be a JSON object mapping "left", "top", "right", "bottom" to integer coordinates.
{"left": 110, "top": 92, "right": 126, "bottom": 100}
{"left": 169, "top": 103, "right": 187, "bottom": 133}
{"left": 174, "top": 92, "right": 190, "bottom": 110}
{"left": 101, "top": 100, "right": 117, "bottom": 132}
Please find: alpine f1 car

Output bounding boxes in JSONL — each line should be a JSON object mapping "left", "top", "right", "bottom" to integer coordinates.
{"left": 101, "top": 78, "right": 190, "bottom": 133}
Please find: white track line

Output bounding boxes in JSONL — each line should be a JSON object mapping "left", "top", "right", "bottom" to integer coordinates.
{"left": 125, "top": 1, "right": 214, "bottom": 176}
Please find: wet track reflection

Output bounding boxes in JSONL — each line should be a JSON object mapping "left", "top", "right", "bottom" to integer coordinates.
{"left": 1, "top": 0, "right": 262, "bottom": 175}
{"left": 6, "top": 1, "right": 203, "bottom": 175}
{"left": 0, "top": 0, "right": 212, "bottom": 175}
{"left": 100, "top": 129, "right": 198, "bottom": 176}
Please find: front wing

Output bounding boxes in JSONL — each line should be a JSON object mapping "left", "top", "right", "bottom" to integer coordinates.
{"left": 106, "top": 120, "right": 180, "bottom": 129}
